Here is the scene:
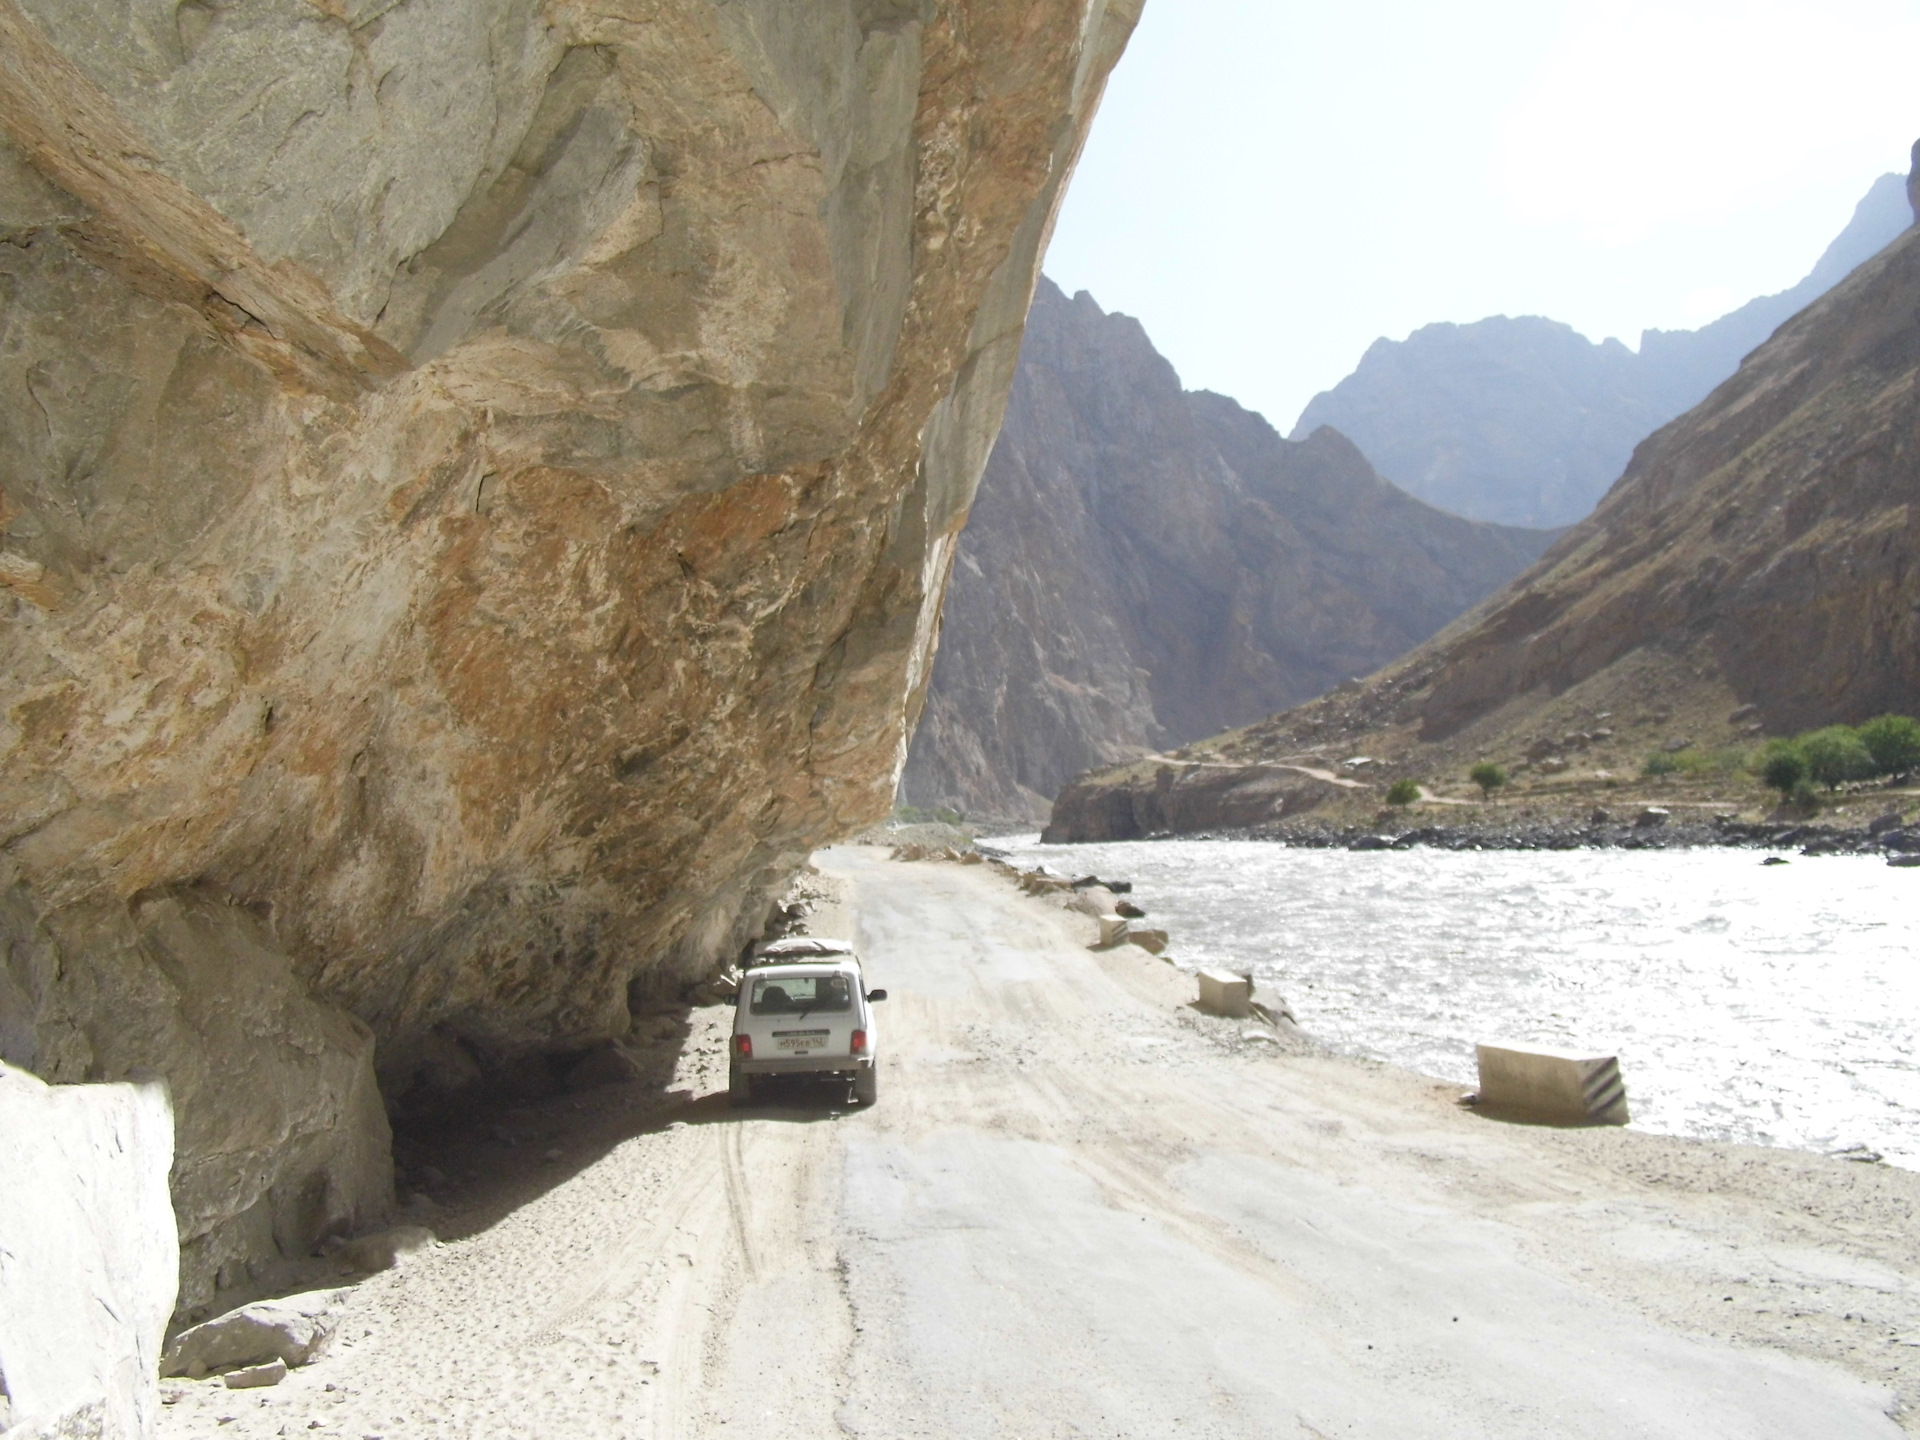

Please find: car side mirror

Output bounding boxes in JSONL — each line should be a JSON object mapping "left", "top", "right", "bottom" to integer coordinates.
{"left": 865, "top": 988, "right": 888, "bottom": 1002}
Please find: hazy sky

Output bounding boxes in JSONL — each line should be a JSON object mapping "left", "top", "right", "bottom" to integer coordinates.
{"left": 1043, "top": 0, "right": 1920, "bottom": 431}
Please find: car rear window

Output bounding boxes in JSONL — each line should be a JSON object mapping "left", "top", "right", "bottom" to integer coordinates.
{"left": 749, "top": 973, "right": 853, "bottom": 1014}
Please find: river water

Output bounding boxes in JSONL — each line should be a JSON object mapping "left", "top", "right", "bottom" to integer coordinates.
{"left": 990, "top": 836, "right": 1920, "bottom": 1169}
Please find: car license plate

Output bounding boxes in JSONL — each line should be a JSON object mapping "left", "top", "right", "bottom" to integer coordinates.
{"left": 774, "top": 1030, "right": 829, "bottom": 1052}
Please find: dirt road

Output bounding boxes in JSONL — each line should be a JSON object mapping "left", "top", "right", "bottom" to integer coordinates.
{"left": 162, "top": 847, "right": 1920, "bottom": 1438}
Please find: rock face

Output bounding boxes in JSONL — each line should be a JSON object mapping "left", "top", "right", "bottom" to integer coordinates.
{"left": 899, "top": 280, "right": 1557, "bottom": 820}
{"left": 1050, "top": 150, "right": 1920, "bottom": 838}
{"left": 0, "top": 1064, "right": 176, "bottom": 1440}
{"left": 0, "top": 0, "right": 1137, "bottom": 1311}
{"left": 1293, "top": 173, "right": 1913, "bottom": 527}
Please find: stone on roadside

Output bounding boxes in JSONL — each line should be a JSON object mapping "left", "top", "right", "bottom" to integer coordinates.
{"left": 162, "top": 1289, "right": 349, "bottom": 1377}
{"left": 1115, "top": 899, "right": 1146, "bottom": 918}
{"left": 1634, "top": 807, "right": 1670, "bottom": 828}
{"left": 1869, "top": 811, "right": 1905, "bottom": 836}
{"left": 1588, "top": 807, "right": 1612, "bottom": 825}
{"left": 1068, "top": 886, "right": 1119, "bottom": 918}
{"left": 959, "top": 851, "right": 983, "bottom": 865}
{"left": 1126, "top": 927, "right": 1170, "bottom": 955}
{"left": 565, "top": 1044, "right": 645, "bottom": 1092}
{"left": 222, "top": 1359, "right": 288, "bottom": 1390}
{"left": 340, "top": 1225, "right": 435, "bottom": 1274}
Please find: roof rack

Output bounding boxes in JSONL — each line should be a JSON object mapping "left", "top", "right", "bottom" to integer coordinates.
{"left": 753, "top": 936, "right": 856, "bottom": 962}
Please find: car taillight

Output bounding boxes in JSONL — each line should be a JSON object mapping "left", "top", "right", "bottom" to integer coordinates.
{"left": 734, "top": 1033, "right": 752, "bottom": 1057}
{"left": 850, "top": 1029, "right": 867, "bottom": 1055}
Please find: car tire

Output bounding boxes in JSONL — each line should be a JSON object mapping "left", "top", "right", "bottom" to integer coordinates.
{"left": 852, "top": 1064, "right": 878, "bottom": 1106}
{"left": 729, "top": 1062, "right": 754, "bottom": 1106}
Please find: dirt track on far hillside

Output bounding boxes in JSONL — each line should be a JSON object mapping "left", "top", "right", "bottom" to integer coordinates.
{"left": 161, "top": 848, "right": 1920, "bottom": 1438}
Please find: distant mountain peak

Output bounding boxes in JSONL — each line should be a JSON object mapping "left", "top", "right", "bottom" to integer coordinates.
{"left": 1292, "top": 172, "right": 1911, "bottom": 530}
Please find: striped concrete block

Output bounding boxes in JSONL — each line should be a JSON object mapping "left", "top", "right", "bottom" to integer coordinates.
{"left": 1474, "top": 1042, "right": 1629, "bottom": 1125}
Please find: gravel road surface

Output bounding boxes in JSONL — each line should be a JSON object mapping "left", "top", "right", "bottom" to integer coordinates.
{"left": 161, "top": 846, "right": 1920, "bottom": 1438}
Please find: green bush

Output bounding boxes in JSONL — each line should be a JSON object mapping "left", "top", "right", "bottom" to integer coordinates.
{"left": 1859, "top": 714, "right": 1920, "bottom": 778}
{"left": 1384, "top": 778, "right": 1420, "bottom": 806}
{"left": 1642, "top": 752, "right": 1680, "bottom": 777}
{"left": 1759, "top": 744, "right": 1807, "bottom": 796}
{"left": 1799, "top": 726, "right": 1875, "bottom": 789}
{"left": 1468, "top": 762, "right": 1507, "bottom": 799}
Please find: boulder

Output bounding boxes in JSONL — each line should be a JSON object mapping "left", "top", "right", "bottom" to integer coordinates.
{"left": 1869, "top": 811, "right": 1906, "bottom": 836}
{"left": 1348, "top": 834, "right": 1394, "bottom": 851}
{"left": 0, "top": 1064, "right": 176, "bottom": 1440}
{"left": 160, "top": 1289, "right": 348, "bottom": 1378}
{"left": 1634, "top": 807, "right": 1671, "bottom": 828}
{"left": 1067, "top": 886, "right": 1119, "bottom": 918}
{"left": 1115, "top": 900, "right": 1146, "bottom": 919}
{"left": 1473, "top": 1043, "right": 1629, "bottom": 1126}
{"left": 1195, "top": 969, "right": 1252, "bottom": 1019}
{"left": 1126, "top": 927, "right": 1170, "bottom": 955}
{"left": 1588, "top": 807, "right": 1612, "bottom": 825}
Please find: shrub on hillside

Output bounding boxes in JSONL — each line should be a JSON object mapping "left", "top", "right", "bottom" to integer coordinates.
{"left": 1468, "top": 762, "right": 1506, "bottom": 799}
{"left": 1859, "top": 714, "right": 1920, "bottom": 778}
{"left": 1759, "top": 744, "right": 1807, "bottom": 797}
{"left": 1799, "top": 726, "right": 1875, "bottom": 790}
{"left": 1384, "top": 778, "right": 1420, "bottom": 806}
{"left": 1642, "top": 752, "right": 1680, "bottom": 777}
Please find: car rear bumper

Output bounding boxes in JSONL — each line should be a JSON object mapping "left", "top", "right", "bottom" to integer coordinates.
{"left": 733, "top": 1054, "right": 873, "bottom": 1076}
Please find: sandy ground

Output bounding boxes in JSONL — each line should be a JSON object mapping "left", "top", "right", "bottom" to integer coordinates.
{"left": 160, "top": 846, "right": 1920, "bottom": 1438}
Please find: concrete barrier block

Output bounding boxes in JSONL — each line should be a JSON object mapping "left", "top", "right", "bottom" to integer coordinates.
{"left": 1474, "top": 1042, "right": 1629, "bottom": 1125}
{"left": 1196, "top": 969, "right": 1252, "bottom": 1018}
{"left": 1091, "top": 915, "right": 1130, "bottom": 949}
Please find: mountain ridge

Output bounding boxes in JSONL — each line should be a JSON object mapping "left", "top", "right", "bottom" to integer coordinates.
{"left": 900, "top": 279, "right": 1557, "bottom": 821}
{"left": 1293, "top": 172, "right": 1913, "bottom": 528}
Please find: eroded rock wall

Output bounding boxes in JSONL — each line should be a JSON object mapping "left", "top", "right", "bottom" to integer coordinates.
{"left": 0, "top": 0, "right": 1137, "bottom": 1313}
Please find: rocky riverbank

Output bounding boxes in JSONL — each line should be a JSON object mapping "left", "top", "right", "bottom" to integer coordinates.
{"left": 1064, "top": 809, "right": 1920, "bottom": 856}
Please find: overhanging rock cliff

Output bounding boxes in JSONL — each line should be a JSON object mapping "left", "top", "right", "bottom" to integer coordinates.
{"left": 0, "top": 0, "right": 1137, "bottom": 1314}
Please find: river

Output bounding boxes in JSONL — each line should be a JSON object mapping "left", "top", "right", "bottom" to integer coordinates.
{"left": 990, "top": 836, "right": 1920, "bottom": 1169}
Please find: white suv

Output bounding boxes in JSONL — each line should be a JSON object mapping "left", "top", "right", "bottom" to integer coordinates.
{"left": 729, "top": 938, "right": 886, "bottom": 1106}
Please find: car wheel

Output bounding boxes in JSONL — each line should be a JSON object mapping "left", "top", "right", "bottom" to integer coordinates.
{"left": 729, "top": 1062, "right": 754, "bottom": 1106}
{"left": 852, "top": 1064, "right": 878, "bottom": 1106}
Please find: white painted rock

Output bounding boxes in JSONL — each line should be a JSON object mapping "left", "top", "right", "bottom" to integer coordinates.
{"left": 1068, "top": 886, "right": 1119, "bottom": 919}
{"left": 160, "top": 1288, "right": 350, "bottom": 1378}
{"left": 1091, "top": 915, "right": 1130, "bottom": 949}
{"left": 0, "top": 1063, "right": 176, "bottom": 1440}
